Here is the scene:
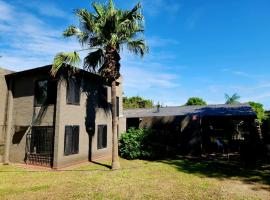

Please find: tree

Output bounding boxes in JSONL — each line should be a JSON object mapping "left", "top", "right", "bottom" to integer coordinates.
{"left": 50, "top": 0, "right": 148, "bottom": 170}
{"left": 248, "top": 102, "right": 268, "bottom": 125}
{"left": 225, "top": 93, "right": 240, "bottom": 104}
{"left": 123, "top": 96, "right": 154, "bottom": 109}
{"left": 185, "top": 97, "right": 207, "bottom": 106}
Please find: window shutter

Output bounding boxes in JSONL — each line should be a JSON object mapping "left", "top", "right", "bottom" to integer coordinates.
{"left": 67, "top": 77, "right": 81, "bottom": 105}
{"left": 97, "top": 125, "right": 107, "bottom": 149}
{"left": 72, "top": 126, "right": 79, "bottom": 154}
{"left": 64, "top": 125, "right": 79, "bottom": 156}
{"left": 97, "top": 125, "right": 103, "bottom": 149}
{"left": 116, "top": 97, "right": 119, "bottom": 117}
{"left": 64, "top": 126, "right": 73, "bottom": 155}
{"left": 102, "top": 125, "right": 107, "bottom": 148}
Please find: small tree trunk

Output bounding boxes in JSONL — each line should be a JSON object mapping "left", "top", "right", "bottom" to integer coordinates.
{"left": 111, "top": 80, "right": 120, "bottom": 170}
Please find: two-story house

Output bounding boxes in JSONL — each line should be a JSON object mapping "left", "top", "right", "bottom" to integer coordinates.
{"left": 0, "top": 65, "right": 124, "bottom": 169}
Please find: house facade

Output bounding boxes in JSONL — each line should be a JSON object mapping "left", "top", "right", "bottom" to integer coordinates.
{"left": 122, "top": 105, "right": 258, "bottom": 155}
{"left": 0, "top": 65, "right": 124, "bottom": 169}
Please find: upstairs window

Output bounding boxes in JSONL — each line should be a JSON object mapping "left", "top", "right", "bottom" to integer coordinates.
{"left": 97, "top": 86, "right": 108, "bottom": 108}
{"left": 64, "top": 126, "right": 79, "bottom": 156}
{"left": 97, "top": 125, "right": 107, "bottom": 149}
{"left": 34, "top": 80, "right": 57, "bottom": 106}
{"left": 66, "top": 76, "right": 81, "bottom": 105}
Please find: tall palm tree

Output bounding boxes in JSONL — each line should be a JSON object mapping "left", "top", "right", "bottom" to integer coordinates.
{"left": 51, "top": 0, "right": 148, "bottom": 170}
{"left": 225, "top": 93, "right": 241, "bottom": 104}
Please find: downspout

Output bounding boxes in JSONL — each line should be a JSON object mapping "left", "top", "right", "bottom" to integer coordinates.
{"left": 4, "top": 78, "right": 13, "bottom": 165}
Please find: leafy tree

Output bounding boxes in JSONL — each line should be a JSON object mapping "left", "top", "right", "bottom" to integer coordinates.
{"left": 248, "top": 102, "right": 268, "bottom": 124}
{"left": 225, "top": 93, "right": 241, "bottom": 104}
{"left": 185, "top": 97, "right": 207, "bottom": 106}
{"left": 51, "top": 0, "right": 148, "bottom": 170}
{"left": 123, "top": 96, "right": 154, "bottom": 109}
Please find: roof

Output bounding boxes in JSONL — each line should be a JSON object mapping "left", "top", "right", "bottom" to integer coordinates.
{"left": 0, "top": 67, "right": 14, "bottom": 75}
{"left": 123, "top": 104, "right": 256, "bottom": 118}
{"left": 4, "top": 65, "right": 120, "bottom": 86}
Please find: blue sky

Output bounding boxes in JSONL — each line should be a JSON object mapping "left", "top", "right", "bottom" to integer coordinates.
{"left": 0, "top": 0, "right": 270, "bottom": 109}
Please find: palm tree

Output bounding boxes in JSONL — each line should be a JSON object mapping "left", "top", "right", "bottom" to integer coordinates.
{"left": 225, "top": 93, "right": 240, "bottom": 104}
{"left": 50, "top": 0, "right": 147, "bottom": 170}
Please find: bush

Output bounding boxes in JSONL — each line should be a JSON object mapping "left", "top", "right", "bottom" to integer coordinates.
{"left": 119, "top": 128, "right": 179, "bottom": 160}
{"left": 119, "top": 128, "right": 153, "bottom": 159}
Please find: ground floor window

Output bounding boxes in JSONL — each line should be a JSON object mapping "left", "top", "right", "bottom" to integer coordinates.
{"left": 97, "top": 125, "right": 107, "bottom": 149}
{"left": 26, "top": 126, "right": 54, "bottom": 167}
{"left": 64, "top": 126, "right": 79, "bottom": 156}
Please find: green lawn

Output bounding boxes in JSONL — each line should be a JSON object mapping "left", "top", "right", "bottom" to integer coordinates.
{"left": 0, "top": 158, "right": 269, "bottom": 200}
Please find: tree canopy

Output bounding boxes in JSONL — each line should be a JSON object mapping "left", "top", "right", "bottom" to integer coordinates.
{"left": 185, "top": 97, "right": 207, "bottom": 106}
{"left": 225, "top": 93, "right": 241, "bottom": 104}
{"left": 248, "top": 102, "right": 268, "bottom": 124}
{"left": 51, "top": 0, "right": 148, "bottom": 81}
{"left": 123, "top": 96, "right": 154, "bottom": 109}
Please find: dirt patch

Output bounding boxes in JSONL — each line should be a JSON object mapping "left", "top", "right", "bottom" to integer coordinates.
{"left": 221, "top": 179, "right": 270, "bottom": 200}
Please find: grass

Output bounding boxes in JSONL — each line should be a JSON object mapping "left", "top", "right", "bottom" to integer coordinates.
{"left": 0, "top": 158, "right": 269, "bottom": 200}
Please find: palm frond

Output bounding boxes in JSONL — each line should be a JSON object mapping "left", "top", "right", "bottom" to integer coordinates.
{"left": 63, "top": 26, "right": 79, "bottom": 37}
{"left": 224, "top": 93, "right": 230, "bottom": 100}
{"left": 75, "top": 9, "right": 96, "bottom": 32}
{"left": 63, "top": 26, "right": 89, "bottom": 45}
{"left": 125, "top": 3, "right": 143, "bottom": 21}
{"left": 51, "top": 52, "right": 81, "bottom": 77}
{"left": 127, "top": 39, "right": 148, "bottom": 57}
{"left": 109, "top": 0, "right": 115, "bottom": 13}
{"left": 225, "top": 93, "right": 240, "bottom": 104}
{"left": 92, "top": 2, "right": 105, "bottom": 18}
{"left": 232, "top": 93, "right": 240, "bottom": 100}
{"left": 83, "top": 49, "right": 104, "bottom": 72}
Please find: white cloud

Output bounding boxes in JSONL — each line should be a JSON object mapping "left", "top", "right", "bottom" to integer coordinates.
{"left": 222, "top": 68, "right": 266, "bottom": 79}
{"left": 122, "top": 66, "right": 180, "bottom": 90}
{"left": 0, "top": 0, "right": 13, "bottom": 20}
{"left": 27, "top": 2, "right": 68, "bottom": 18}
{"left": 186, "top": 7, "right": 205, "bottom": 30}
{"left": 142, "top": 0, "right": 181, "bottom": 17}
{"left": 242, "top": 93, "right": 270, "bottom": 102}
{"left": 0, "top": 1, "right": 79, "bottom": 71}
{"left": 147, "top": 36, "right": 180, "bottom": 47}
{"left": 120, "top": 47, "right": 182, "bottom": 105}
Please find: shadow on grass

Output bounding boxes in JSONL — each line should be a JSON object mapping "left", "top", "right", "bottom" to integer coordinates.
{"left": 157, "top": 155, "right": 270, "bottom": 187}
{"left": 90, "top": 161, "right": 111, "bottom": 169}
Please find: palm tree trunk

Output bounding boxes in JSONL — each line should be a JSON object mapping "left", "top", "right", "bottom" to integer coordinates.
{"left": 111, "top": 80, "right": 120, "bottom": 170}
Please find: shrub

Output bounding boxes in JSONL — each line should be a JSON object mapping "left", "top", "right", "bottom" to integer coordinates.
{"left": 119, "top": 128, "right": 152, "bottom": 159}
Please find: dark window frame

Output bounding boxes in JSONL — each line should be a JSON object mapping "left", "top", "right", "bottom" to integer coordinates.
{"left": 64, "top": 125, "right": 80, "bottom": 156}
{"left": 34, "top": 79, "right": 57, "bottom": 107}
{"left": 29, "top": 126, "right": 54, "bottom": 155}
{"left": 66, "top": 76, "right": 81, "bottom": 105}
{"left": 97, "top": 125, "right": 107, "bottom": 149}
{"left": 116, "top": 96, "right": 120, "bottom": 117}
{"left": 97, "top": 86, "right": 108, "bottom": 108}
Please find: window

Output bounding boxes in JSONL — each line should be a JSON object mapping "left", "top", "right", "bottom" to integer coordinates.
{"left": 29, "top": 126, "right": 54, "bottom": 155}
{"left": 64, "top": 126, "right": 79, "bottom": 156}
{"left": 34, "top": 80, "right": 57, "bottom": 106}
{"left": 98, "top": 86, "right": 108, "bottom": 108}
{"left": 35, "top": 80, "right": 47, "bottom": 106}
{"left": 66, "top": 76, "right": 81, "bottom": 105}
{"left": 116, "top": 96, "right": 120, "bottom": 117}
{"left": 97, "top": 125, "right": 107, "bottom": 149}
